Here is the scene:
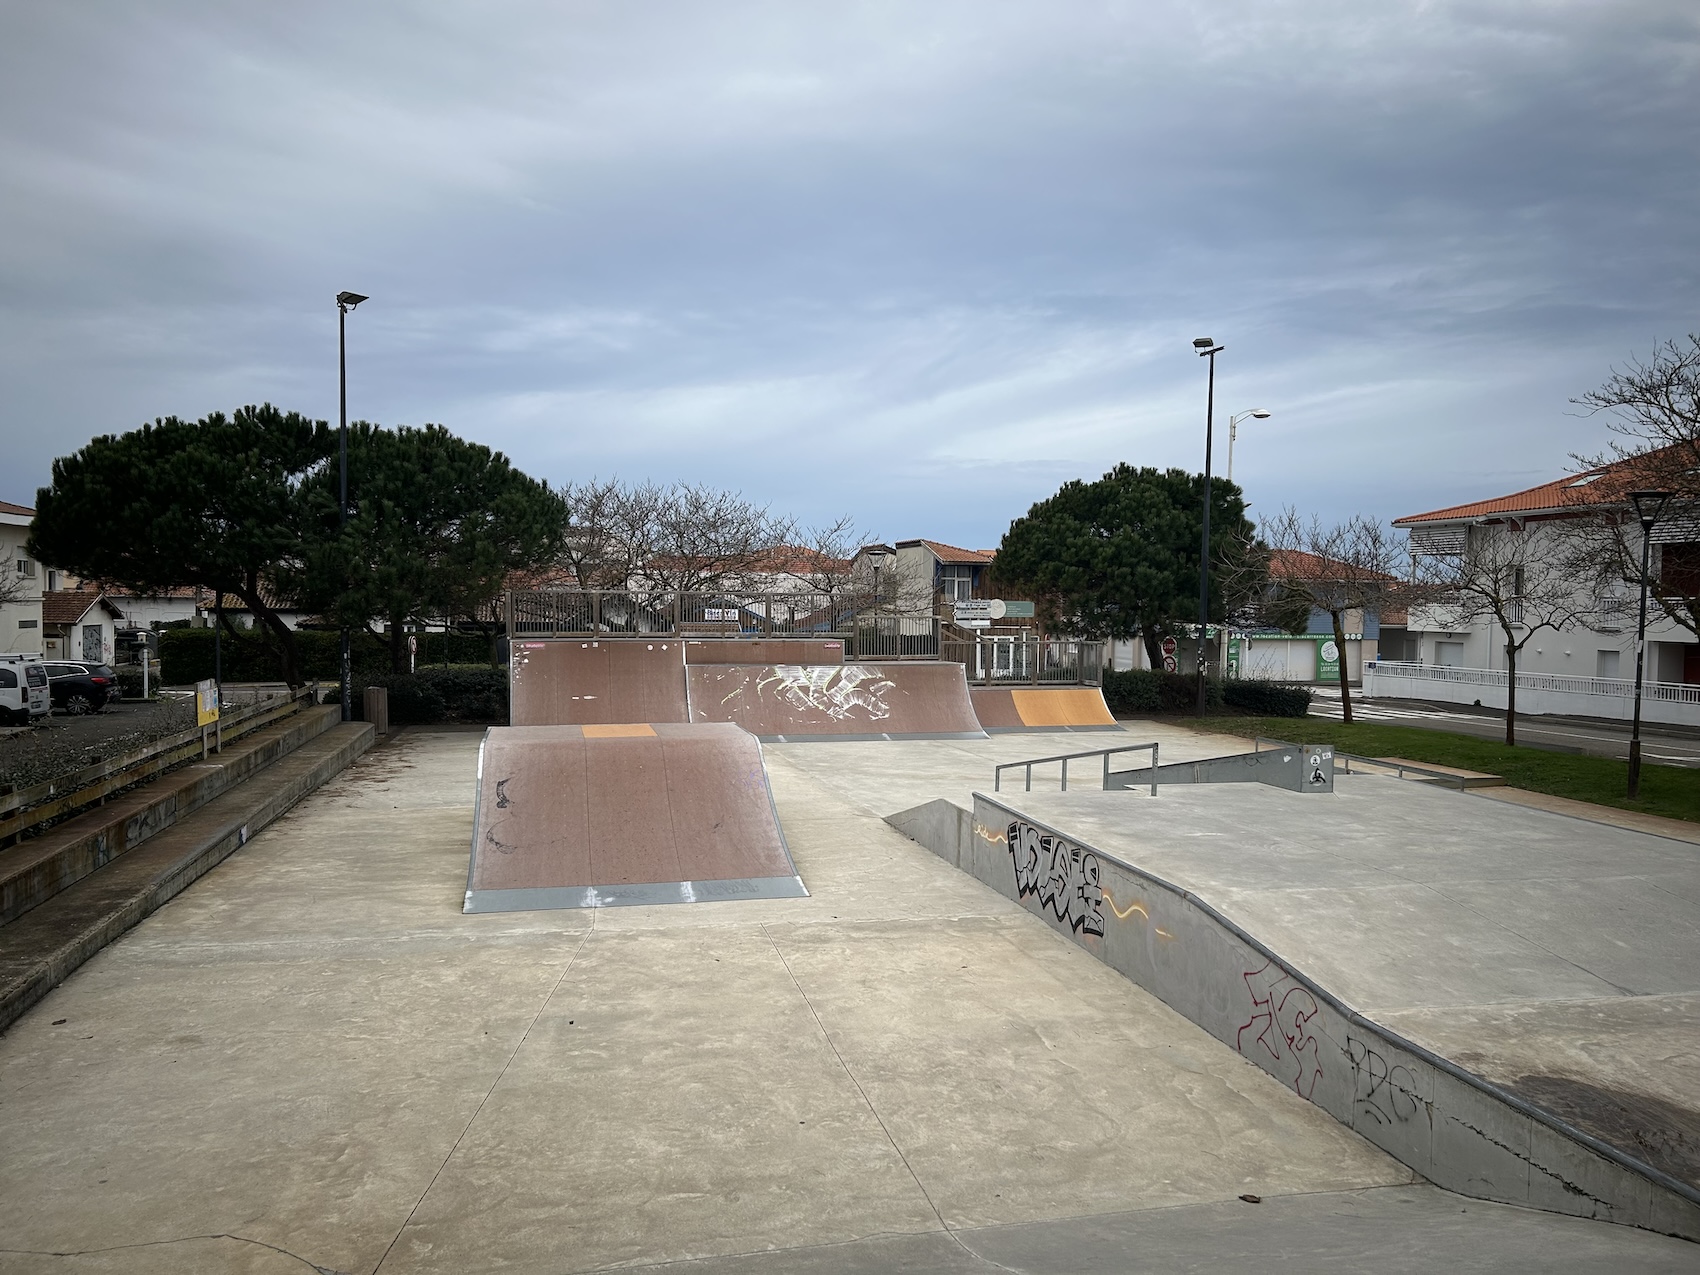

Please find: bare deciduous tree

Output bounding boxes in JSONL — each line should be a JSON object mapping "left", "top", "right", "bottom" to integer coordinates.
{"left": 1262, "top": 510, "right": 1408, "bottom": 724}
{"left": 1570, "top": 337, "right": 1700, "bottom": 640}
{"left": 1416, "top": 520, "right": 1586, "bottom": 746}
{"left": 0, "top": 560, "right": 32, "bottom": 609}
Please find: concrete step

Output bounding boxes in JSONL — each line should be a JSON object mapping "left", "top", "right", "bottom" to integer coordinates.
{"left": 0, "top": 704, "right": 341, "bottom": 926}
{"left": 0, "top": 721, "right": 373, "bottom": 1034}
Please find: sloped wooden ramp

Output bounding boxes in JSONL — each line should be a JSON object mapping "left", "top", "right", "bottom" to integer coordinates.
{"left": 465, "top": 723, "right": 805, "bottom": 913}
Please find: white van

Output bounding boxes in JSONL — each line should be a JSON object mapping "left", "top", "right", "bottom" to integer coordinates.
{"left": 1, "top": 652, "right": 51, "bottom": 725}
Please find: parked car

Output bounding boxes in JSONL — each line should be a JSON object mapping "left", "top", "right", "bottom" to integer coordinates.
{"left": 0, "top": 653, "right": 52, "bottom": 725}
{"left": 41, "top": 661, "right": 118, "bottom": 714}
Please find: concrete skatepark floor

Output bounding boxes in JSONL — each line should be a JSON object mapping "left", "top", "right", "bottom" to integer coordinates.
{"left": 0, "top": 725, "right": 1694, "bottom": 1272}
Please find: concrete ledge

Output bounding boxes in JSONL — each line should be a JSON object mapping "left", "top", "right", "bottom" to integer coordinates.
{"left": 0, "top": 705, "right": 339, "bottom": 926}
{"left": 0, "top": 722, "right": 373, "bottom": 1035}
{"left": 886, "top": 793, "right": 1700, "bottom": 1243}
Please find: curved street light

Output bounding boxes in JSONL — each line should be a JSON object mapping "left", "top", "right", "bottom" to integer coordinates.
{"left": 1225, "top": 408, "right": 1272, "bottom": 484}
{"left": 337, "top": 290, "right": 368, "bottom": 724}
{"left": 1192, "top": 337, "right": 1225, "bottom": 716}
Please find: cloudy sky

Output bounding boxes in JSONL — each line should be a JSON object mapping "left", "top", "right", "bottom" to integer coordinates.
{"left": 2, "top": 2, "right": 1696, "bottom": 548}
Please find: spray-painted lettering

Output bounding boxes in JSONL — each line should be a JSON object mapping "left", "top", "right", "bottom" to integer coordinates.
{"left": 1006, "top": 820, "right": 1105, "bottom": 937}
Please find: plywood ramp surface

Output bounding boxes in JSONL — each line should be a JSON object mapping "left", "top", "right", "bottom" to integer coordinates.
{"left": 466, "top": 723, "right": 804, "bottom": 912}
{"left": 509, "top": 639, "right": 689, "bottom": 726}
{"left": 684, "top": 638, "right": 845, "bottom": 665}
{"left": 971, "top": 686, "right": 1118, "bottom": 731}
{"left": 686, "top": 662, "right": 985, "bottom": 739}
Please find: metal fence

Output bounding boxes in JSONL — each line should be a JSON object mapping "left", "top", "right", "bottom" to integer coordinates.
{"left": 1365, "top": 660, "right": 1700, "bottom": 705}
{"left": 941, "top": 638, "right": 1105, "bottom": 686}
{"left": 505, "top": 590, "right": 939, "bottom": 658}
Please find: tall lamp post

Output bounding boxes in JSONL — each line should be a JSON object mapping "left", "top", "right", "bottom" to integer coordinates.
{"left": 336, "top": 290, "right": 368, "bottom": 723}
{"left": 1225, "top": 408, "right": 1272, "bottom": 484}
{"left": 862, "top": 545, "right": 893, "bottom": 660}
{"left": 1192, "top": 336, "right": 1225, "bottom": 715}
{"left": 1627, "top": 489, "right": 1671, "bottom": 799}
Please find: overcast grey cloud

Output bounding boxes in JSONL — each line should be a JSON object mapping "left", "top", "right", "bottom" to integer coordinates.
{"left": 2, "top": 1, "right": 1696, "bottom": 545}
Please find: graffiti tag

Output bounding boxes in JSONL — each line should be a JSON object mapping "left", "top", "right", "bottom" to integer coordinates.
{"left": 1346, "top": 1037, "right": 1421, "bottom": 1127}
{"left": 736, "top": 664, "right": 897, "bottom": 721}
{"left": 1006, "top": 821, "right": 1105, "bottom": 937}
{"left": 1237, "top": 960, "right": 1323, "bottom": 1099}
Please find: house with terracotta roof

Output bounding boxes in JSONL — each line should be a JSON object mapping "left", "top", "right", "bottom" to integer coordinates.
{"left": 1393, "top": 449, "right": 1699, "bottom": 690}
{"left": 1, "top": 499, "right": 48, "bottom": 655}
{"left": 41, "top": 589, "right": 125, "bottom": 664}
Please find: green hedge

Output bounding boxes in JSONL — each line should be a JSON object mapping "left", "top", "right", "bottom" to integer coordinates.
{"left": 159, "top": 627, "right": 498, "bottom": 685}
{"left": 1101, "top": 670, "right": 1311, "bottom": 718}
{"left": 1102, "top": 669, "right": 1224, "bottom": 715}
{"left": 353, "top": 667, "right": 508, "bottom": 725}
{"left": 1222, "top": 679, "right": 1311, "bottom": 718}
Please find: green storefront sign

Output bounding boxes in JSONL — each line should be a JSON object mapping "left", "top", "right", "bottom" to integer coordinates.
{"left": 1316, "top": 637, "right": 1341, "bottom": 681}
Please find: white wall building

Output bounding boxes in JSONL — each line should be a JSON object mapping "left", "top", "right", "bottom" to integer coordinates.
{"left": 1383, "top": 454, "right": 1699, "bottom": 721}
{"left": 1, "top": 500, "right": 46, "bottom": 655}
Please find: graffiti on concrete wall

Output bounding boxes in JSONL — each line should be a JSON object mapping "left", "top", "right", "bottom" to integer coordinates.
{"left": 1346, "top": 1037, "right": 1422, "bottom": 1127}
{"left": 1237, "top": 959, "right": 1323, "bottom": 1099}
{"left": 1006, "top": 820, "right": 1106, "bottom": 937}
{"left": 737, "top": 664, "right": 896, "bottom": 721}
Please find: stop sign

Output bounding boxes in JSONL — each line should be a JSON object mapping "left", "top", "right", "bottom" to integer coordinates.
{"left": 1160, "top": 636, "right": 1177, "bottom": 656}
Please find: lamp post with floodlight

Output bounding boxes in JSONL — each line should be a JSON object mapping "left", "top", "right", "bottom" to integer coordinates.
{"left": 1627, "top": 489, "right": 1672, "bottom": 799}
{"left": 1192, "top": 337, "right": 1225, "bottom": 715}
{"left": 336, "top": 290, "right": 368, "bottom": 723}
{"left": 1225, "top": 408, "right": 1272, "bottom": 484}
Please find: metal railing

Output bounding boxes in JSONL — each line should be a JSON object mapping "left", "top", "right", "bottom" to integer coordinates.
{"left": 942, "top": 638, "right": 1105, "bottom": 686}
{"left": 994, "top": 741, "right": 1160, "bottom": 796}
{"left": 1365, "top": 660, "right": 1700, "bottom": 705}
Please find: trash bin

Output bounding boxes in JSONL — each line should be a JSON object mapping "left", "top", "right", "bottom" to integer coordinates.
{"left": 362, "top": 685, "right": 390, "bottom": 735}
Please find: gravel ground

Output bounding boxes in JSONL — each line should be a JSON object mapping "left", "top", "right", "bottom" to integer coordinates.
{"left": 0, "top": 697, "right": 198, "bottom": 793}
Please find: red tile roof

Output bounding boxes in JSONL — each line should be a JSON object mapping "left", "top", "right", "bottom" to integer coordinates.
{"left": 900, "top": 539, "right": 996, "bottom": 565}
{"left": 1267, "top": 549, "right": 1398, "bottom": 583}
{"left": 1394, "top": 447, "right": 1680, "bottom": 526}
{"left": 0, "top": 500, "right": 33, "bottom": 517}
{"left": 41, "top": 590, "right": 124, "bottom": 625}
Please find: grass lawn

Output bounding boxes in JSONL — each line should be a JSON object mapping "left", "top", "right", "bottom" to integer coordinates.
{"left": 1169, "top": 715, "right": 1700, "bottom": 826}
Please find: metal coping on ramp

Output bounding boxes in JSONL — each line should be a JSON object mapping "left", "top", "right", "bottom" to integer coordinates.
{"left": 684, "top": 638, "right": 845, "bottom": 665}
{"left": 686, "top": 662, "right": 986, "bottom": 741}
{"left": 970, "top": 686, "right": 1120, "bottom": 733}
{"left": 464, "top": 722, "right": 805, "bottom": 913}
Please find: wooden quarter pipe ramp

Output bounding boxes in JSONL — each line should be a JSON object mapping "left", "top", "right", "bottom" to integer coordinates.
{"left": 465, "top": 723, "right": 805, "bottom": 912}
{"left": 970, "top": 686, "right": 1119, "bottom": 732}
{"left": 685, "top": 662, "right": 985, "bottom": 741}
{"left": 509, "top": 640, "right": 689, "bottom": 726}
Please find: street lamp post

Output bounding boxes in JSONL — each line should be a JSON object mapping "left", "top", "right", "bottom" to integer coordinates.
{"left": 1192, "top": 337, "right": 1225, "bottom": 716}
{"left": 1627, "top": 489, "right": 1672, "bottom": 799}
{"left": 336, "top": 290, "right": 368, "bottom": 723}
{"left": 859, "top": 544, "right": 894, "bottom": 660}
{"left": 1225, "top": 408, "right": 1272, "bottom": 484}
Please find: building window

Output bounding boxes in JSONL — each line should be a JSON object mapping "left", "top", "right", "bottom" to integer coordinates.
{"left": 18, "top": 618, "right": 39, "bottom": 628}
{"left": 1596, "top": 650, "right": 1620, "bottom": 679}
{"left": 45, "top": 569, "right": 59, "bottom": 591}
{"left": 15, "top": 558, "right": 35, "bottom": 577}
{"left": 939, "top": 565, "right": 975, "bottom": 602}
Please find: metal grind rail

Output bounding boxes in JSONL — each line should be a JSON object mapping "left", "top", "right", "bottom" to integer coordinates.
{"left": 1252, "top": 736, "right": 1480, "bottom": 792}
{"left": 994, "top": 741, "right": 1160, "bottom": 796}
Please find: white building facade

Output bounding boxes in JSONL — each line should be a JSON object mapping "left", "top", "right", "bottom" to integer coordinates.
{"left": 1, "top": 501, "right": 46, "bottom": 655}
{"left": 1383, "top": 457, "right": 1699, "bottom": 722}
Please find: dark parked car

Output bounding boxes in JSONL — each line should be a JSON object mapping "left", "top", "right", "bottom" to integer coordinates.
{"left": 41, "top": 661, "right": 117, "bottom": 714}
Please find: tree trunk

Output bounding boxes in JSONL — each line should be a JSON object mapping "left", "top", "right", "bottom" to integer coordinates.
{"left": 233, "top": 580, "right": 302, "bottom": 687}
{"left": 1141, "top": 624, "right": 1164, "bottom": 669}
{"left": 1333, "top": 610, "right": 1353, "bottom": 725}
{"left": 1504, "top": 633, "right": 1518, "bottom": 746}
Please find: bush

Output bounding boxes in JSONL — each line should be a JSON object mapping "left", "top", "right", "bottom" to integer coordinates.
{"left": 157, "top": 627, "right": 494, "bottom": 685}
{"left": 1102, "top": 669, "right": 1223, "bottom": 715}
{"left": 1223, "top": 679, "right": 1311, "bottom": 718}
{"left": 354, "top": 666, "right": 508, "bottom": 725}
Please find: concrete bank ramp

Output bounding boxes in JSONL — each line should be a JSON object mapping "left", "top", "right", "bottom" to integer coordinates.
{"left": 509, "top": 639, "right": 689, "bottom": 726}
{"left": 465, "top": 723, "right": 805, "bottom": 912}
{"left": 686, "top": 662, "right": 985, "bottom": 741}
{"left": 971, "top": 686, "right": 1119, "bottom": 732}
